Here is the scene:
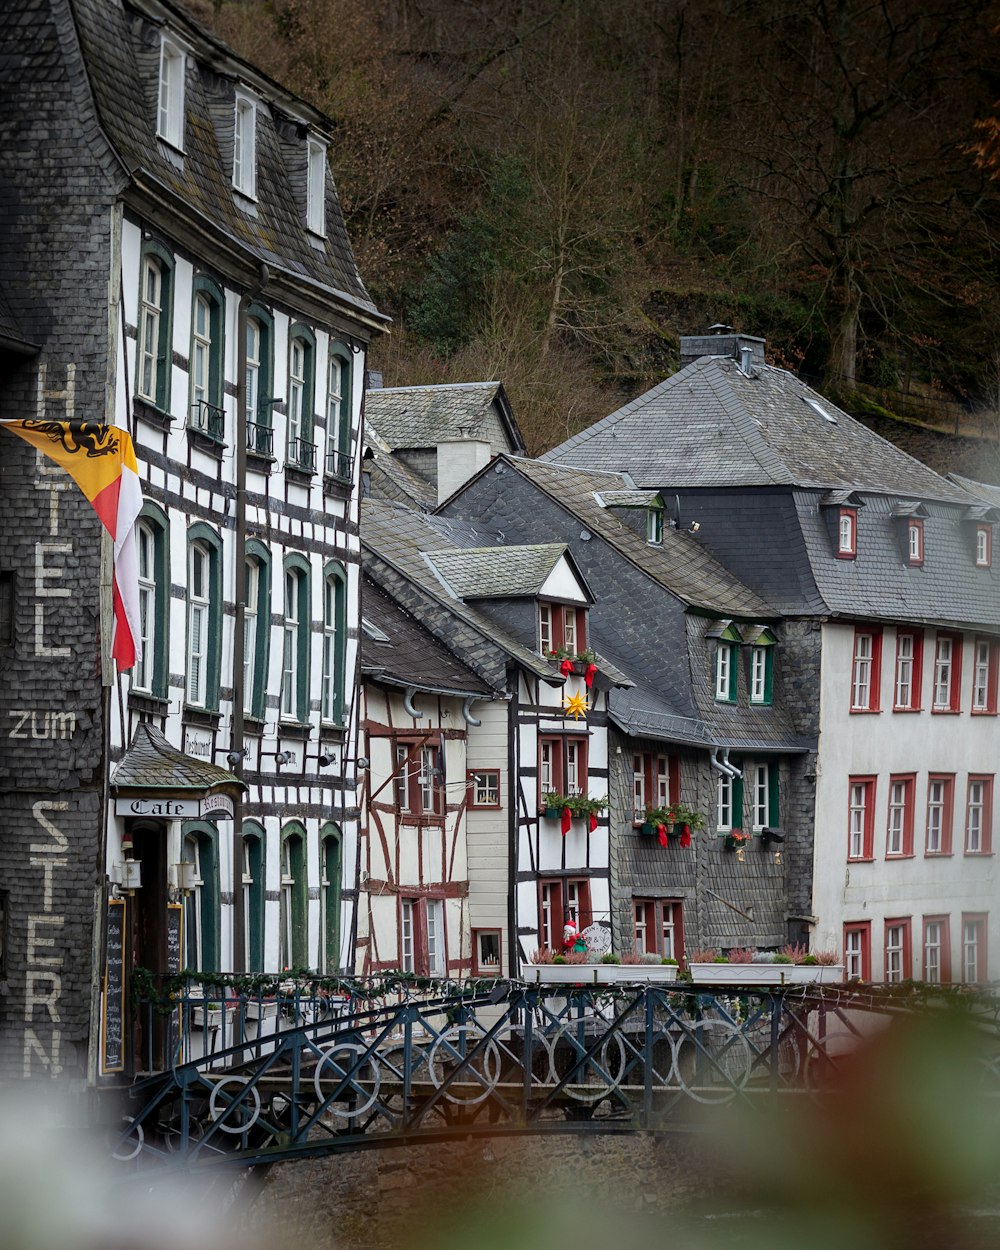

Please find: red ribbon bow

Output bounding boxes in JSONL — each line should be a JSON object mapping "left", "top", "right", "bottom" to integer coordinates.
{"left": 657, "top": 823, "right": 668, "bottom": 848}
{"left": 561, "top": 806, "right": 572, "bottom": 835}
{"left": 585, "top": 662, "right": 598, "bottom": 688}
{"left": 559, "top": 658, "right": 574, "bottom": 676}
{"left": 588, "top": 812, "right": 598, "bottom": 833}
{"left": 680, "top": 825, "right": 692, "bottom": 848}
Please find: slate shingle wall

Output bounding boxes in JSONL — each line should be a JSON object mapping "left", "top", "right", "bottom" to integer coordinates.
{"left": 0, "top": 0, "right": 114, "bottom": 1079}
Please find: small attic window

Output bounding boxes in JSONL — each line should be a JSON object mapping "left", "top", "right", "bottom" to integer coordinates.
{"left": 907, "top": 519, "right": 924, "bottom": 566}
{"left": 646, "top": 507, "right": 663, "bottom": 544}
{"left": 306, "top": 137, "right": 327, "bottom": 236}
{"left": 361, "top": 617, "right": 390, "bottom": 643}
{"left": 838, "top": 508, "right": 857, "bottom": 558}
{"left": 157, "top": 36, "right": 185, "bottom": 150}
{"left": 233, "top": 91, "right": 257, "bottom": 198}
{"left": 803, "top": 395, "right": 837, "bottom": 424}
{"left": 976, "top": 525, "right": 992, "bottom": 568}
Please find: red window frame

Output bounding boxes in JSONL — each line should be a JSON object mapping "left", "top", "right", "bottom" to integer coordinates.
{"left": 539, "top": 601, "right": 587, "bottom": 657}
{"left": 893, "top": 629, "right": 923, "bottom": 712}
{"left": 964, "top": 775, "right": 993, "bottom": 856}
{"left": 921, "top": 915, "right": 951, "bottom": 984}
{"left": 907, "top": 518, "right": 924, "bottom": 566}
{"left": 971, "top": 637, "right": 999, "bottom": 715}
{"left": 393, "top": 736, "right": 445, "bottom": 821}
{"left": 631, "top": 751, "right": 680, "bottom": 822}
{"left": 847, "top": 775, "right": 877, "bottom": 861}
{"left": 399, "top": 894, "right": 448, "bottom": 976}
{"left": 975, "top": 525, "right": 992, "bottom": 568}
{"left": 850, "top": 627, "right": 882, "bottom": 712}
{"left": 467, "top": 768, "right": 501, "bottom": 809}
{"left": 538, "top": 877, "right": 592, "bottom": 949}
{"left": 924, "top": 773, "right": 955, "bottom": 856}
{"left": 843, "top": 921, "right": 871, "bottom": 981}
{"left": 837, "top": 508, "right": 857, "bottom": 559}
{"left": 539, "top": 735, "right": 588, "bottom": 798}
{"left": 884, "top": 917, "right": 912, "bottom": 983}
{"left": 885, "top": 773, "right": 915, "bottom": 858}
{"left": 632, "top": 899, "right": 684, "bottom": 962}
{"left": 961, "top": 913, "right": 988, "bottom": 983}
{"left": 931, "top": 631, "right": 963, "bottom": 713}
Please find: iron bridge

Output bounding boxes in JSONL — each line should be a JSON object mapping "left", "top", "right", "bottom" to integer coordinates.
{"left": 113, "top": 980, "right": 1000, "bottom": 1172}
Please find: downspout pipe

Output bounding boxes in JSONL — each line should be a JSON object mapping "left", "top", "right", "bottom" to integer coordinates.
{"left": 710, "top": 749, "right": 741, "bottom": 778}
{"left": 462, "top": 697, "right": 482, "bottom": 727}
{"left": 403, "top": 687, "right": 425, "bottom": 719}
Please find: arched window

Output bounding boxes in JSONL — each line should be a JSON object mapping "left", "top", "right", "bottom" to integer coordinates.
{"left": 286, "top": 325, "right": 316, "bottom": 470}
{"left": 181, "top": 823, "right": 219, "bottom": 971}
{"left": 189, "top": 276, "right": 225, "bottom": 442}
{"left": 133, "top": 504, "right": 169, "bottom": 697}
{"left": 245, "top": 304, "right": 274, "bottom": 458}
{"left": 321, "top": 562, "right": 347, "bottom": 725}
{"left": 325, "top": 345, "right": 352, "bottom": 481}
{"left": 186, "top": 525, "right": 222, "bottom": 710}
{"left": 243, "top": 540, "right": 270, "bottom": 719}
{"left": 280, "top": 555, "right": 310, "bottom": 722}
{"left": 241, "top": 822, "right": 266, "bottom": 973}
{"left": 280, "top": 823, "right": 308, "bottom": 969}
{"left": 136, "top": 241, "right": 174, "bottom": 410}
{"left": 320, "top": 824, "right": 342, "bottom": 973}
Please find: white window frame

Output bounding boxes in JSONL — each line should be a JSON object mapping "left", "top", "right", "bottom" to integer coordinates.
{"left": 973, "top": 639, "right": 991, "bottom": 712}
{"left": 845, "top": 928, "right": 864, "bottom": 980}
{"left": 923, "top": 921, "right": 942, "bottom": 984}
{"left": 632, "top": 754, "right": 645, "bottom": 820}
{"left": 932, "top": 636, "right": 953, "bottom": 710}
{"left": 751, "top": 763, "right": 769, "bottom": 830}
{"left": 717, "top": 772, "right": 733, "bottom": 831}
{"left": 135, "top": 520, "right": 156, "bottom": 693}
{"left": 715, "top": 643, "right": 731, "bottom": 701}
{"left": 327, "top": 353, "right": 345, "bottom": 474}
{"left": 887, "top": 780, "right": 907, "bottom": 856}
{"left": 394, "top": 745, "right": 411, "bottom": 814}
{"left": 907, "top": 520, "right": 923, "bottom": 563}
{"left": 895, "top": 632, "right": 914, "bottom": 708}
{"left": 190, "top": 292, "right": 211, "bottom": 418}
{"left": 962, "top": 920, "right": 982, "bottom": 982}
{"left": 848, "top": 783, "right": 868, "bottom": 859}
{"left": 851, "top": 633, "right": 873, "bottom": 709}
{"left": 562, "top": 608, "right": 577, "bottom": 654}
{"left": 243, "top": 559, "right": 259, "bottom": 714}
{"left": 750, "top": 646, "right": 767, "bottom": 703}
{"left": 838, "top": 509, "right": 855, "bottom": 555}
{"left": 138, "top": 256, "right": 162, "bottom": 402}
{"left": 471, "top": 771, "right": 499, "bottom": 806}
{"left": 233, "top": 91, "right": 257, "bottom": 198}
{"left": 288, "top": 338, "right": 306, "bottom": 458}
{"left": 975, "top": 525, "right": 990, "bottom": 567}
{"left": 157, "top": 37, "right": 186, "bottom": 150}
{"left": 885, "top": 924, "right": 905, "bottom": 983}
{"left": 321, "top": 574, "right": 339, "bottom": 723}
{"left": 246, "top": 318, "right": 260, "bottom": 420}
{"left": 426, "top": 898, "right": 445, "bottom": 977}
{"left": 926, "top": 779, "right": 946, "bottom": 853}
{"left": 540, "top": 740, "right": 555, "bottom": 793}
{"left": 966, "top": 780, "right": 985, "bottom": 853}
{"left": 646, "top": 508, "right": 663, "bottom": 544}
{"left": 566, "top": 740, "right": 582, "bottom": 795}
{"left": 306, "top": 137, "right": 327, "bottom": 235}
{"left": 280, "top": 569, "right": 300, "bottom": 719}
{"left": 187, "top": 543, "right": 210, "bottom": 707}
{"left": 401, "top": 899, "right": 415, "bottom": 973}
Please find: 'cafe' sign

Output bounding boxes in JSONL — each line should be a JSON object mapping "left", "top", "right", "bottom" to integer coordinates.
{"left": 114, "top": 794, "right": 235, "bottom": 820}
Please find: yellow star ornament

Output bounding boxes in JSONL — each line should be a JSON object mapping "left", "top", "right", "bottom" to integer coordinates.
{"left": 564, "top": 691, "right": 589, "bottom": 720}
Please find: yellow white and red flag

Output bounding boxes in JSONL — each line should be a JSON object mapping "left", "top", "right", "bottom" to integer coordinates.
{"left": 1, "top": 420, "right": 144, "bottom": 670}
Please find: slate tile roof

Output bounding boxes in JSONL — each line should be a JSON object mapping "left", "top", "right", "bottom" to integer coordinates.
{"left": 361, "top": 577, "right": 492, "bottom": 696}
{"left": 948, "top": 473, "right": 1000, "bottom": 511}
{"left": 363, "top": 435, "right": 438, "bottom": 511}
{"left": 504, "top": 457, "right": 771, "bottom": 616}
{"left": 544, "top": 357, "right": 972, "bottom": 504}
{"left": 607, "top": 685, "right": 717, "bottom": 748}
{"left": 361, "top": 500, "right": 573, "bottom": 685}
{"left": 365, "top": 382, "right": 524, "bottom": 451}
{"left": 426, "top": 543, "right": 570, "bottom": 600}
{"left": 111, "top": 722, "right": 245, "bottom": 792}
{"left": 69, "top": 0, "right": 382, "bottom": 323}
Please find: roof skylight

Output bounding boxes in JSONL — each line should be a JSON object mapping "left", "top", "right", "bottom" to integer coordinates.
{"left": 802, "top": 395, "right": 837, "bottom": 424}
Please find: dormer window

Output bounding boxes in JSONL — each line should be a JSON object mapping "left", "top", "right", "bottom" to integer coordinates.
{"left": 838, "top": 508, "right": 857, "bottom": 558}
{"left": 539, "top": 602, "right": 586, "bottom": 657}
{"left": 157, "top": 37, "right": 185, "bottom": 150}
{"left": 646, "top": 507, "right": 663, "bottom": 545}
{"left": 306, "top": 138, "right": 327, "bottom": 236}
{"left": 748, "top": 628, "right": 777, "bottom": 704}
{"left": 907, "top": 519, "right": 924, "bottom": 565}
{"left": 233, "top": 92, "right": 257, "bottom": 198}
{"left": 976, "top": 525, "right": 992, "bottom": 568}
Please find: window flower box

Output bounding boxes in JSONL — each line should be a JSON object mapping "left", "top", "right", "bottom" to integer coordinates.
{"left": 723, "top": 830, "right": 750, "bottom": 851}
{"left": 522, "top": 963, "right": 598, "bottom": 986}
{"left": 592, "top": 963, "right": 679, "bottom": 985}
{"left": 689, "top": 963, "right": 845, "bottom": 986}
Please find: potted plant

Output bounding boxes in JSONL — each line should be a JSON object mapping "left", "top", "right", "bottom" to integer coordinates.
{"left": 540, "top": 791, "right": 564, "bottom": 820}
{"left": 723, "top": 829, "right": 750, "bottom": 851}
{"left": 522, "top": 949, "right": 596, "bottom": 985}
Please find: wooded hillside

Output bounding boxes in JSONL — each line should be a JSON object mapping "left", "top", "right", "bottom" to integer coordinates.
{"left": 189, "top": 0, "right": 1000, "bottom": 472}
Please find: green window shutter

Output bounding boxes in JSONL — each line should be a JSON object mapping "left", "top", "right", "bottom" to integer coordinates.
{"left": 764, "top": 647, "right": 774, "bottom": 704}
{"left": 728, "top": 643, "right": 738, "bottom": 701}
{"left": 244, "top": 827, "right": 265, "bottom": 973}
{"left": 733, "top": 770, "right": 744, "bottom": 829}
{"left": 322, "top": 826, "right": 342, "bottom": 973}
{"left": 768, "top": 764, "right": 780, "bottom": 827}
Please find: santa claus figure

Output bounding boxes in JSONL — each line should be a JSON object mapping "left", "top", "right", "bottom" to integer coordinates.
{"left": 562, "top": 920, "right": 588, "bottom": 955}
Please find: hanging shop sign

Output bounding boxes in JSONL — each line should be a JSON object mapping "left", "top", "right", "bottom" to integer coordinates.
{"left": 114, "top": 794, "right": 234, "bottom": 820}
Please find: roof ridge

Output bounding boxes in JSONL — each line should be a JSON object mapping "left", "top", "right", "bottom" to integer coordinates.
{"left": 370, "top": 381, "right": 499, "bottom": 394}
{"left": 702, "top": 362, "right": 790, "bottom": 486}
{"left": 540, "top": 368, "right": 693, "bottom": 461}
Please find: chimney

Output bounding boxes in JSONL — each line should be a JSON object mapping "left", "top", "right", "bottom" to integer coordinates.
{"left": 680, "top": 328, "right": 765, "bottom": 370}
{"left": 436, "top": 435, "right": 491, "bottom": 504}
{"left": 365, "top": 370, "right": 384, "bottom": 390}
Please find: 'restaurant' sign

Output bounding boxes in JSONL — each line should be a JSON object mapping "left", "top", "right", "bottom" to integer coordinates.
{"left": 114, "top": 794, "right": 235, "bottom": 820}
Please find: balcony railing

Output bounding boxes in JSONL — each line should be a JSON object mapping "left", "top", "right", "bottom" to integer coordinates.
{"left": 286, "top": 435, "right": 317, "bottom": 473}
{"left": 188, "top": 400, "right": 225, "bottom": 443}
{"left": 325, "top": 447, "right": 353, "bottom": 482}
{"left": 246, "top": 420, "right": 274, "bottom": 457}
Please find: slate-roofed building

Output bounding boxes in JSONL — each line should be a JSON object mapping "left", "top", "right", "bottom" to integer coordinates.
{"left": 440, "top": 454, "right": 813, "bottom": 957}
{"left": 0, "top": 0, "right": 385, "bottom": 1080}
{"left": 365, "top": 380, "right": 526, "bottom": 507}
{"left": 544, "top": 331, "right": 999, "bottom": 982}
{"left": 361, "top": 498, "right": 627, "bottom": 971}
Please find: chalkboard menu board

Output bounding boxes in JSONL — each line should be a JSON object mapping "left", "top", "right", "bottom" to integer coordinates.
{"left": 102, "top": 898, "right": 126, "bottom": 1074}
{"left": 165, "top": 903, "right": 182, "bottom": 974}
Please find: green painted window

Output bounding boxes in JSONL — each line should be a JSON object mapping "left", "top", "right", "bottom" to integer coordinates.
{"left": 186, "top": 524, "right": 223, "bottom": 710}
{"left": 133, "top": 504, "right": 169, "bottom": 698}
{"left": 717, "top": 768, "right": 744, "bottom": 831}
{"left": 136, "top": 241, "right": 174, "bottom": 410}
{"left": 325, "top": 345, "right": 353, "bottom": 480}
{"left": 189, "top": 276, "right": 225, "bottom": 440}
{"left": 321, "top": 824, "right": 342, "bottom": 973}
{"left": 182, "top": 824, "right": 219, "bottom": 971}
{"left": 280, "top": 824, "right": 308, "bottom": 969}
{"left": 246, "top": 304, "right": 274, "bottom": 456}
{"left": 243, "top": 541, "right": 271, "bottom": 718}
{"left": 321, "top": 563, "right": 347, "bottom": 724}
{"left": 286, "top": 324, "right": 316, "bottom": 470}
{"left": 242, "top": 823, "right": 265, "bottom": 973}
{"left": 749, "top": 629, "right": 777, "bottom": 704}
{"left": 749, "top": 761, "right": 780, "bottom": 828}
{"left": 280, "top": 555, "right": 310, "bottom": 722}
